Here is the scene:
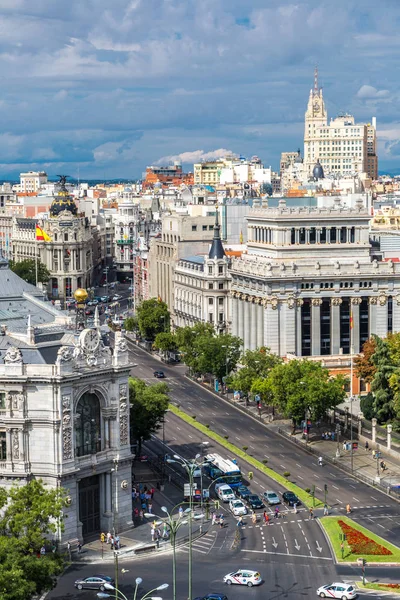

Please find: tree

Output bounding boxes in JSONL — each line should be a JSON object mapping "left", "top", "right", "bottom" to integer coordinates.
{"left": 360, "top": 392, "right": 375, "bottom": 420}
{"left": 370, "top": 335, "right": 395, "bottom": 423}
{"left": 9, "top": 259, "right": 50, "bottom": 285}
{"left": 123, "top": 316, "right": 139, "bottom": 332}
{"left": 175, "top": 323, "right": 215, "bottom": 373}
{"left": 129, "top": 377, "right": 169, "bottom": 454}
{"left": 154, "top": 332, "right": 178, "bottom": 353}
{"left": 265, "top": 359, "right": 346, "bottom": 431}
{"left": 354, "top": 337, "right": 377, "bottom": 383}
{"left": 228, "top": 347, "right": 281, "bottom": 396}
{"left": 136, "top": 298, "right": 170, "bottom": 340}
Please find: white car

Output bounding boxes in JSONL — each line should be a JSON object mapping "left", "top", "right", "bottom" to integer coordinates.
{"left": 224, "top": 569, "right": 262, "bottom": 587}
{"left": 229, "top": 499, "right": 248, "bottom": 516}
{"left": 215, "top": 484, "right": 235, "bottom": 503}
{"left": 317, "top": 583, "right": 357, "bottom": 600}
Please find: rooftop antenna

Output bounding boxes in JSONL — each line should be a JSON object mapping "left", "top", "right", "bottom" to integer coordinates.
{"left": 314, "top": 65, "right": 319, "bottom": 94}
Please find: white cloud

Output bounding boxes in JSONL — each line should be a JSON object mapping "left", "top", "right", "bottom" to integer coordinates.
{"left": 356, "top": 85, "right": 390, "bottom": 100}
{"left": 156, "top": 148, "right": 236, "bottom": 165}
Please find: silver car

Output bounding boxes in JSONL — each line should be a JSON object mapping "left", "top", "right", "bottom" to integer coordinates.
{"left": 263, "top": 490, "right": 280, "bottom": 505}
{"left": 74, "top": 575, "right": 115, "bottom": 591}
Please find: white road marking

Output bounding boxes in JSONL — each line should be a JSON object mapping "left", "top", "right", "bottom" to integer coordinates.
{"left": 332, "top": 485, "right": 339, "bottom": 490}
{"left": 336, "top": 498, "right": 343, "bottom": 504}
{"left": 241, "top": 549, "right": 331, "bottom": 560}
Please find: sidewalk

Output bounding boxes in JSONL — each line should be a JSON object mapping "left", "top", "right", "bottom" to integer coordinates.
{"left": 73, "top": 461, "right": 209, "bottom": 563}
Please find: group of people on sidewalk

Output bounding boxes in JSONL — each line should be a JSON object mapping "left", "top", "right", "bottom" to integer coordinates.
{"left": 100, "top": 531, "right": 121, "bottom": 550}
{"left": 132, "top": 484, "right": 156, "bottom": 524}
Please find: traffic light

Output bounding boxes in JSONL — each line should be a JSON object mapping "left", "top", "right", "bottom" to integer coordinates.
{"left": 324, "top": 484, "right": 328, "bottom": 491}
{"left": 214, "top": 500, "right": 220, "bottom": 510}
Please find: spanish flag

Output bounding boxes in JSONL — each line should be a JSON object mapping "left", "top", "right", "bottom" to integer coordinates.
{"left": 36, "top": 224, "right": 51, "bottom": 242}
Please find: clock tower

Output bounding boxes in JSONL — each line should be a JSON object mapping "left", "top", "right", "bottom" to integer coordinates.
{"left": 304, "top": 67, "right": 327, "bottom": 176}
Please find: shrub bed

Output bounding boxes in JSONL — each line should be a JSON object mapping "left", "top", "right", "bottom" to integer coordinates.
{"left": 338, "top": 520, "right": 392, "bottom": 556}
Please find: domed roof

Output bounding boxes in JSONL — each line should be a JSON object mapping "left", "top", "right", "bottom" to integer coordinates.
{"left": 50, "top": 175, "right": 78, "bottom": 218}
{"left": 313, "top": 159, "right": 324, "bottom": 180}
{"left": 294, "top": 148, "right": 303, "bottom": 164}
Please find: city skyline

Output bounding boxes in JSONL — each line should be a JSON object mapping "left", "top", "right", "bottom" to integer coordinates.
{"left": 0, "top": 0, "right": 398, "bottom": 179}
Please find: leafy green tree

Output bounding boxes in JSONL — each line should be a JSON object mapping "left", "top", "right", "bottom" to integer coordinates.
{"left": 195, "top": 333, "right": 242, "bottom": 382}
{"left": 360, "top": 392, "right": 375, "bottom": 420}
{"left": 175, "top": 323, "right": 215, "bottom": 372}
{"left": 228, "top": 347, "right": 281, "bottom": 396}
{"left": 136, "top": 298, "right": 170, "bottom": 340}
{"left": 154, "top": 332, "right": 178, "bottom": 353}
{"left": 129, "top": 377, "right": 169, "bottom": 454}
{"left": 370, "top": 335, "right": 395, "bottom": 423}
{"left": 123, "top": 316, "right": 139, "bottom": 332}
{"left": 9, "top": 259, "right": 50, "bottom": 285}
{"left": 266, "top": 359, "right": 346, "bottom": 431}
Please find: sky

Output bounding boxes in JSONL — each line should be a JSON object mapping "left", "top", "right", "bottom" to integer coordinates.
{"left": 0, "top": 0, "right": 399, "bottom": 179}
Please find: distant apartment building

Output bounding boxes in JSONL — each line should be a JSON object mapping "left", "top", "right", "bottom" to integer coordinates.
{"left": 19, "top": 171, "right": 48, "bottom": 193}
{"left": 194, "top": 160, "right": 225, "bottom": 186}
{"left": 111, "top": 201, "right": 140, "bottom": 282}
{"left": 143, "top": 162, "right": 193, "bottom": 189}
{"left": 304, "top": 69, "right": 378, "bottom": 180}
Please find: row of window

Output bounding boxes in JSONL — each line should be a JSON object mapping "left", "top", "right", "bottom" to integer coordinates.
{"left": 192, "top": 225, "right": 214, "bottom": 232}
{"left": 301, "top": 281, "right": 372, "bottom": 290}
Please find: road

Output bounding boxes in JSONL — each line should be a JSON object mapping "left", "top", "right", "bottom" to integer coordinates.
{"left": 128, "top": 343, "right": 400, "bottom": 546}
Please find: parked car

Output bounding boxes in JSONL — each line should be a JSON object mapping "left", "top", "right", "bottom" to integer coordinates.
{"left": 229, "top": 499, "right": 248, "bottom": 516}
{"left": 236, "top": 485, "right": 251, "bottom": 500}
{"left": 223, "top": 569, "right": 262, "bottom": 587}
{"left": 100, "top": 295, "right": 110, "bottom": 303}
{"left": 74, "top": 575, "right": 115, "bottom": 591}
{"left": 246, "top": 494, "right": 264, "bottom": 509}
{"left": 282, "top": 491, "right": 301, "bottom": 507}
{"left": 112, "top": 294, "right": 122, "bottom": 301}
{"left": 154, "top": 371, "right": 165, "bottom": 378}
{"left": 263, "top": 491, "right": 280, "bottom": 505}
{"left": 317, "top": 583, "right": 357, "bottom": 600}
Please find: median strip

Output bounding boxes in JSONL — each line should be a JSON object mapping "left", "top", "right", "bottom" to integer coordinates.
{"left": 168, "top": 403, "right": 324, "bottom": 508}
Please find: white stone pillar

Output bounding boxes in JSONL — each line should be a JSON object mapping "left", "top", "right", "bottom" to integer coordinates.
{"left": 256, "top": 300, "right": 264, "bottom": 348}
{"left": 350, "top": 297, "right": 362, "bottom": 354}
{"left": 238, "top": 295, "right": 244, "bottom": 342}
{"left": 285, "top": 297, "right": 297, "bottom": 355}
{"left": 331, "top": 297, "right": 342, "bottom": 355}
{"left": 311, "top": 298, "right": 322, "bottom": 355}
{"left": 368, "top": 296, "right": 377, "bottom": 336}
{"left": 264, "top": 298, "right": 280, "bottom": 355}
{"left": 231, "top": 293, "right": 239, "bottom": 335}
{"left": 295, "top": 298, "right": 303, "bottom": 356}
{"left": 243, "top": 297, "right": 250, "bottom": 351}
{"left": 371, "top": 418, "right": 377, "bottom": 443}
{"left": 375, "top": 294, "right": 388, "bottom": 338}
{"left": 387, "top": 424, "right": 393, "bottom": 450}
{"left": 250, "top": 299, "right": 257, "bottom": 350}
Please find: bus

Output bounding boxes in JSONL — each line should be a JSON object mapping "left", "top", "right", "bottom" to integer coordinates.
{"left": 203, "top": 453, "right": 242, "bottom": 487}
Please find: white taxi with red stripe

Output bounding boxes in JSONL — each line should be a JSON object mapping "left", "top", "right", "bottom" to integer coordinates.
{"left": 223, "top": 569, "right": 262, "bottom": 587}
{"left": 317, "top": 583, "right": 357, "bottom": 600}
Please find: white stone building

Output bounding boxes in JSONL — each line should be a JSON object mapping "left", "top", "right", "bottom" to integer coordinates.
{"left": 112, "top": 201, "right": 140, "bottom": 282}
{"left": 19, "top": 171, "right": 48, "bottom": 193}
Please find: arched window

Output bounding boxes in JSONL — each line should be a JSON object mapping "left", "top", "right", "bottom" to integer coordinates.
{"left": 75, "top": 392, "right": 101, "bottom": 457}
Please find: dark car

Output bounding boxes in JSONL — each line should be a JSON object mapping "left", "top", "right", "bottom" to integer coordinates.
{"left": 194, "top": 595, "right": 228, "bottom": 600}
{"left": 154, "top": 371, "right": 165, "bottom": 378}
{"left": 282, "top": 491, "right": 301, "bottom": 507}
{"left": 236, "top": 485, "right": 251, "bottom": 500}
{"left": 246, "top": 494, "right": 264, "bottom": 509}
{"left": 74, "top": 575, "right": 114, "bottom": 591}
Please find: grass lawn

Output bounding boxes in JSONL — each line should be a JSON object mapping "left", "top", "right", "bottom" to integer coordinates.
{"left": 357, "top": 583, "right": 400, "bottom": 594}
{"left": 169, "top": 403, "right": 324, "bottom": 509}
{"left": 320, "top": 516, "right": 400, "bottom": 563}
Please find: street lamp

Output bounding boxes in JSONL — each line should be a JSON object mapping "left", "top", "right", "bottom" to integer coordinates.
{"left": 101, "top": 581, "right": 168, "bottom": 600}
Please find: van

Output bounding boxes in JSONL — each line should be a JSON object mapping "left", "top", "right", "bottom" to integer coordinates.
{"left": 215, "top": 483, "right": 235, "bottom": 503}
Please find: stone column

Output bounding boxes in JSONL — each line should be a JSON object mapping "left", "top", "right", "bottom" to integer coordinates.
{"left": 371, "top": 418, "right": 377, "bottom": 443}
{"left": 264, "top": 298, "right": 280, "bottom": 355}
{"left": 105, "top": 472, "right": 112, "bottom": 515}
{"left": 387, "top": 424, "right": 393, "bottom": 451}
{"left": 295, "top": 298, "right": 303, "bottom": 356}
{"left": 104, "top": 418, "right": 110, "bottom": 449}
{"left": 316, "top": 228, "right": 321, "bottom": 244}
{"left": 305, "top": 227, "right": 310, "bottom": 244}
{"left": 231, "top": 293, "right": 239, "bottom": 336}
{"left": 358, "top": 412, "right": 364, "bottom": 436}
{"left": 256, "top": 299, "right": 264, "bottom": 348}
{"left": 311, "top": 298, "right": 322, "bottom": 355}
{"left": 295, "top": 228, "right": 300, "bottom": 244}
{"left": 368, "top": 296, "right": 377, "bottom": 336}
{"left": 375, "top": 294, "right": 388, "bottom": 337}
{"left": 393, "top": 295, "right": 400, "bottom": 333}
{"left": 238, "top": 295, "right": 244, "bottom": 342}
{"left": 326, "top": 228, "right": 331, "bottom": 243}
{"left": 330, "top": 297, "right": 342, "bottom": 355}
{"left": 243, "top": 296, "right": 250, "bottom": 351}
{"left": 350, "top": 297, "right": 362, "bottom": 354}
{"left": 285, "top": 296, "right": 297, "bottom": 355}
{"left": 250, "top": 298, "right": 257, "bottom": 350}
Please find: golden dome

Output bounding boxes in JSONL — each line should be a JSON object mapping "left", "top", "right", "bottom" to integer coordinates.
{"left": 74, "top": 288, "right": 88, "bottom": 303}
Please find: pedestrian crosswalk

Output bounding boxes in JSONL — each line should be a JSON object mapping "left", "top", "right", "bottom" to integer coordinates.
{"left": 180, "top": 529, "right": 218, "bottom": 555}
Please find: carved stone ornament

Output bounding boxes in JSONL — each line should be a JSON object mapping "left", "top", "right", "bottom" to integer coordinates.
{"left": 86, "top": 355, "right": 97, "bottom": 367}
{"left": 115, "top": 337, "right": 127, "bottom": 353}
{"left": 396, "top": 295, "right": 400, "bottom": 306}
{"left": 354, "top": 260, "right": 360, "bottom": 269}
{"left": 241, "top": 293, "right": 248, "bottom": 301}
{"left": 119, "top": 414, "right": 129, "bottom": 446}
{"left": 280, "top": 263, "right": 285, "bottom": 272}
{"left": 331, "top": 297, "right": 343, "bottom": 306}
{"left": 315, "top": 262, "right": 320, "bottom": 270}
{"left": 57, "top": 346, "right": 73, "bottom": 362}
{"left": 287, "top": 296, "right": 295, "bottom": 309}
{"left": 121, "top": 479, "right": 128, "bottom": 490}
{"left": 311, "top": 298, "right": 323, "bottom": 306}
{"left": 270, "top": 297, "right": 279, "bottom": 310}
{"left": 62, "top": 394, "right": 73, "bottom": 460}
{"left": 368, "top": 296, "right": 377, "bottom": 305}
{"left": 296, "top": 298, "right": 304, "bottom": 307}
{"left": 350, "top": 297, "right": 362, "bottom": 305}
{"left": 378, "top": 294, "right": 387, "bottom": 306}
{"left": 4, "top": 346, "right": 23, "bottom": 365}
{"left": 119, "top": 383, "right": 127, "bottom": 399}
{"left": 334, "top": 261, "right": 340, "bottom": 270}
{"left": 12, "top": 429, "right": 19, "bottom": 460}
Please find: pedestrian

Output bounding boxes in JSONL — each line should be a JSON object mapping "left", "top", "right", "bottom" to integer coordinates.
{"left": 77, "top": 542, "right": 82, "bottom": 554}
{"left": 148, "top": 502, "right": 153, "bottom": 514}
{"left": 293, "top": 502, "right": 298, "bottom": 514}
{"left": 106, "top": 531, "right": 111, "bottom": 544}
{"left": 212, "top": 513, "right": 217, "bottom": 526}
{"left": 346, "top": 503, "right": 352, "bottom": 514}
{"left": 318, "top": 456, "right": 323, "bottom": 467}
{"left": 365, "top": 440, "right": 369, "bottom": 451}
{"left": 134, "top": 507, "right": 139, "bottom": 520}
{"left": 324, "top": 503, "right": 329, "bottom": 516}
{"left": 110, "top": 536, "right": 114, "bottom": 550}
{"left": 139, "top": 509, "right": 144, "bottom": 520}
{"left": 251, "top": 511, "right": 257, "bottom": 525}
{"left": 67, "top": 541, "right": 71, "bottom": 554}
{"left": 263, "top": 511, "right": 268, "bottom": 525}
{"left": 219, "top": 515, "right": 224, "bottom": 528}
{"left": 162, "top": 523, "right": 169, "bottom": 539}
{"left": 100, "top": 532, "right": 105, "bottom": 543}
{"left": 179, "top": 506, "right": 184, "bottom": 519}
{"left": 309, "top": 508, "right": 314, "bottom": 519}
{"left": 115, "top": 535, "right": 120, "bottom": 550}
{"left": 151, "top": 526, "right": 155, "bottom": 542}
{"left": 237, "top": 516, "right": 243, "bottom": 527}
{"left": 274, "top": 507, "right": 279, "bottom": 519}
{"left": 150, "top": 487, "right": 155, "bottom": 499}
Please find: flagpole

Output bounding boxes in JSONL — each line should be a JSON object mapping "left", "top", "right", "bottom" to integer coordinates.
{"left": 35, "top": 230, "right": 38, "bottom": 287}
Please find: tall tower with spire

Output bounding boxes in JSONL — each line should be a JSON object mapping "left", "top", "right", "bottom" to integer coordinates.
{"left": 304, "top": 67, "right": 328, "bottom": 176}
